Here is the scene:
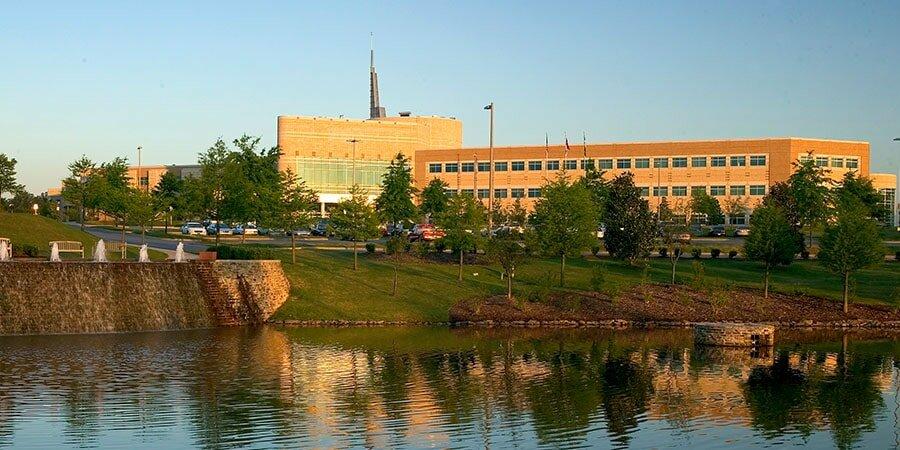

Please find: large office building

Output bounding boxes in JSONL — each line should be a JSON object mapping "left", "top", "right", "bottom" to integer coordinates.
{"left": 414, "top": 138, "right": 897, "bottom": 225}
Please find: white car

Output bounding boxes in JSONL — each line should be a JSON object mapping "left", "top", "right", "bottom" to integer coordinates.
{"left": 181, "top": 222, "right": 207, "bottom": 236}
{"left": 234, "top": 224, "right": 259, "bottom": 235}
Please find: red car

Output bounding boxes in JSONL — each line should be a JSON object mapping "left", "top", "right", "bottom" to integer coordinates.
{"left": 410, "top": 224, "right": 446, "bottom": 241}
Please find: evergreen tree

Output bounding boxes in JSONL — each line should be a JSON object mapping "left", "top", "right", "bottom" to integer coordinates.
{"left": 330, "top": 185, "right": 380, "bottom": 270}
{"left": 579, "top": 166, "right": 610, "bottom": 223}
{"left": 375, "top": 153, "right": 418, "bottom": 227}
{"left": 419, "top": 178, "right": 449, "bottom": 220}
{"left": 743, "top": 205, "right": 802, "bottom": 298}
{"left": 603, "top": 173, "right": 656, "bottom": 265}
{"left": 529, "top": 174, "right": 597, "bottom": 286}
{"left": 436, "top": 193, "right": 487, "bottom": 282}
{"left": 818, "top": 198, "right": 885, "bottom": 312}
{"left": 0, "top": 154, "right": 22, "bottom": 212}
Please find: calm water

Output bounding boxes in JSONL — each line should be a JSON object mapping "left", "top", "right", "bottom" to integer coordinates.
{"left": 0, "top": 327, "right": 898, "bottom": 449}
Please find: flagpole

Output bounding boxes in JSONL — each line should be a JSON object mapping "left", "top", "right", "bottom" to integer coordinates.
{"left": 485, "top": 102, "right": 495, "bottom": 230}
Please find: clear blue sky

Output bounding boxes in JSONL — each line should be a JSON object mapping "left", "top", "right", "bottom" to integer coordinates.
{"left": 3, "top": 0, "right": 899, "bottom": 192}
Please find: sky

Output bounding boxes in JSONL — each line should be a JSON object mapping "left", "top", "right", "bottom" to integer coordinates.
{"left": 2, "top": 0, "right": 899, "bottom": 192}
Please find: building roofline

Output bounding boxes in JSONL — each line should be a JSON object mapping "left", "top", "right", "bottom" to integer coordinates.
{"left": 278, "top": 114, "right": 459, "bottom": 123}
{"left": 419, "top": 136, "right": 869, "bottom": 152}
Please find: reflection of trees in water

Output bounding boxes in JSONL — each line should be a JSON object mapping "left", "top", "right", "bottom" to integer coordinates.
{"left": 743, "top": 351, "right": 816, "bottom": 440}
{"left": 599, "top": 351, "right": 655, "bottom": 446}
{"left": 818, "top": 350, "right": 885, "bottom": 450}
{"left": 417, "top": 349, "right": 483, "bottom": 424}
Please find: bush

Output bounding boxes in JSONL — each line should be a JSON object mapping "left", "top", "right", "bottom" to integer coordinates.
{"left": 800, "top": 250, "right": 810, "bottom": 260}
{"left": 691, "top": 248, "right": 702, "bottom": 259}
{"left": 411, "top": 241, "right": 431, "bottom": 257}
{"left": 710, "top": 248, "right": 721, "bottom": 259}
{"left": 14, "top": 243, "right": 39, "bottom": 258}
{"left": 526, "top": 271, "right": 555, "bottom": 303}
{"left": 435, "top": 240, "right": 447, "bottom": 253}
{"left": 589, "top": 264, "right": 607, "bottom": 292}
{"left": 728, "top": 249, "right": 738, "bottom": 259}
{"left": 208, "top": 245, "right": 275, "bottom": 260}
{"left": 658, "top": 247, "right": 668, "bottom": 258}
{"left": 691, "top": 260, "right": 706, "bottom": 288}
{"left": 591, "top": 244, "right": 601, "bottom": 257}
{"left": 365, "top": 242, "right": 376, "bottom": 253}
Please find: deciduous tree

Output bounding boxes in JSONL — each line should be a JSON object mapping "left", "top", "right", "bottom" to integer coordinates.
{"left": 0, "top": 154, "right": 22, "bottom": 212}
{"left": 603, "top": 173, "right": 655, "bottom": 265}
{"left": 743, "top": 205, "right": 801, "bottom": 298}
{"left": 330, "top": 185, "right": 380, "bottom": 270}
{"left": 419, "top": 178, "right": 449, "bottom": 220}
{"left": 486, "top": 235, "right": 528, "bottom": 300}
{"left": 436, "top": 193, "right": 487, "bottom": 282}
{"left": 274, "top": 170, "right": 319, "bottom": 263}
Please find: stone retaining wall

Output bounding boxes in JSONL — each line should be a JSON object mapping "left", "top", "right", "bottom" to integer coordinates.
{"left": 693, "top": 323, "right": 775, "bottom": 347}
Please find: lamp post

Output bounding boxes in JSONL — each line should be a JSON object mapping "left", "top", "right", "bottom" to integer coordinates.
{"left": 136, "top": 146, "right": 144, "bottom": 192}
{"left": 347, "top": 138, "right": 359, "bottom": 188}
{"left": 32, "top": 203, "right": 38, "bottom": 216}
{"left": 484, "top": 102, "right": 494, "bottom": 230}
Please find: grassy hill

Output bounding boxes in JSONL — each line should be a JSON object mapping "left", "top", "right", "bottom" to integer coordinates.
{"left": 0, "top": 213, "right": 166, "bottom": 260}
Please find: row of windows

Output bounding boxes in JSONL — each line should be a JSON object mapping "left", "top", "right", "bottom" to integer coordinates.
{"left": 637, "top": 185, "right": 767, "bottom": 197}
{"left": 445, "top": 188, "right": 542, "bottom": 199}
{"left": 428, "top": 155, "right": 768, "bottom": 173}
{"left": 798, "top": 155, "right": 860, "bottom": 169}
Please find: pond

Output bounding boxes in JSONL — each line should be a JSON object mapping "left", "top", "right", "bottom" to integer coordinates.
{"left": 0, "top": 326, "right": 898, "bottom": 449}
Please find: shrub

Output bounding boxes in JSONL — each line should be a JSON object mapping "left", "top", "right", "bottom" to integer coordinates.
{"left": 526, "top": 271, "right": 555, "bottom": 303}
{"left": 728, "top": 249, "right": 738, "bottom": 259}
{"left": 691, "top": 248, "right": 702, "bottom": 259}
{"left": 208, "top": 245, "right": 275, "bottom": 260}
{"left": 435, "top": 240, "right": 447, "bottom": 253}
{"left": 691, "top": 260, "right": 706, "bottom": 288}
{"left": 14, "top": 243, "right": 39, "bottom": 258}
{"left": 658, "top": 247, "right": 668, "bottom": 258}
{"left": 589, "top": 264, "right": 607, "bottom": 292}
{"left": 800, "top": 250, "right": 810, "bottom": 260}
{"left": 365, "top": 242, "right": 376, "bottom": 253}
{"left": 591, "top": 244, "right": 601, "bottom": 257}
{"left": 411, "top": 241, "right": 431, "bottom": 257}
{"left": 710, "top": 248, "right": 721, "bottom": 259}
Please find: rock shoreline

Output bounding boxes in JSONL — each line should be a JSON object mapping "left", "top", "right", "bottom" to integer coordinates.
{"left": 269, "top": 318, "right": 900, "bottom": 329}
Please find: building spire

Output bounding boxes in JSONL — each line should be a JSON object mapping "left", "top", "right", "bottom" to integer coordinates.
{"left": 369, "top": 33, "right": 386, "bottom": 119}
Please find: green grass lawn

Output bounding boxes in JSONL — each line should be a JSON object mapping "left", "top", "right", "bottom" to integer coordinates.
{"left": 0, "top": 213, "right": 167, "bottom": 260}
{"left": 270, "top": 248, "right": 900, "bottom": 322}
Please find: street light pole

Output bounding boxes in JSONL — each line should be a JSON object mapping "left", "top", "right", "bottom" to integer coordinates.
{"left": 484, "top": 102, "right": 494, "bottom": 230}
{"left": 137, "top": 146, "right": 143, "bottom": 191}
{"left": 347, "top": 139, "right": 359, "bottom": 188}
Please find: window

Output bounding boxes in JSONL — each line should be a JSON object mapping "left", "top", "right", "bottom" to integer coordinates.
{"left": 831, "top": 157, "right": 844, "bottom": 168}
{"left": 691, "top": 186, "right": 707, "bottom": 195}
{"left": 443, "top": 188, "right": 455, "bottom": 197}
{"left": 547, "top": 160, "right": 560, "bottom": 171}
{"left": 672, "top": 157, "right": 688, "bottom": 168}
{"left": 710, "top": 185, "right": 726, "bottom": 196}
{"left": 672, "top": 186, "right": 687, "bottom": 196}
{"left": 477, "top": 161, "right": 490, "bottom": 172}
{"left": 461, "top": 162, "right": 474, "bottom": 172}
{"left": 815, "top": 156, "right": 829, "bottom": 167}
{"left": 428, "top": 163, "right": 442, "bottom": 173}
{"left": 635, "top": 158, "right": 650, "bottom": 169}
{"left": 511, "top": 188, "right": 525, "bottom": 199}
{"left": 580, "top": 159, "right": 595, "bottom": 170}
{"left": 461, "top": 188, "right": 473, "bottom": 196}
{"left": 528, "top": 160, "right": 542, "bottom": 171}
{"left": 730, "top": 185, "right": 746, "bottom": 196}
{"left": 477, "top": 188, "right": 489, "bottom": 199}
{"left": 729, "top": 216, "right": 747, "bottom": 226}
{"left": 653, "top": 157, "right": 669, "bottom": 168}
{"left": 528, "top": 188, "right": 541, "bottom": 198}
{"left": 564, "top": 160, "right": 577, "bottom": 170}
{"left": 846, "top": 158, "right": 859, "bottom": 169}
{"left": 616, "top": 158, "right": 631, "bottom": 169}
{"left": 653, "top": 186, "right": 669, "bottom": 197}
{"left": 799, "top": 154, "right": 813, "bottom": 163}
{"left": 494, "top": 162, "right": 508, "bottom": 171}
{"left": 750, "top": 185, "right": 766, "bottom": 196}
{"left": 445, "top": 163, "right": 458, "bottom": 173}
{"left": 750, "top": 155, "right": 766, "bottom": 166}
{"left": 639, "top": 187, "right": 649, "bottom": 197}
{"left": 711, "top": 156, "right": 726, "bottom": 167}
{"left": 730, "top": 156, "right": 746, "bottom": 167}
{"left": 691, "top": 156, "right": 707, "bottom": 167}
{"left": 511, "top": 161, "right": 525, "bottom": 171}
{"left": 598, "top": 159, "right": 613, "bottom": 169}
{"left": 493, "top": 189, "right": 508, "bottom": 199}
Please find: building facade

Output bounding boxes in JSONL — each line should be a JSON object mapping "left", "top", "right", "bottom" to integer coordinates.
{"left": 415, "top": 137, "right": 896, "bottom": 225}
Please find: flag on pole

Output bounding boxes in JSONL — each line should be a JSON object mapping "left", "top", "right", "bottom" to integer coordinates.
{"left": 582, "top": 131, "right": 587, "bottom": 159}
{"left": 544, "top": 133, "right": 549, "bottom": 160}
{"left": 564, "top": 132, "right": 570, "bottom": 159}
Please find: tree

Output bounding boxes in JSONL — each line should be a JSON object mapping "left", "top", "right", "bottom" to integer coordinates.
{"left": 659, "top": 220, "right": 688, "bottom": 284}
{"left": 195, "top": 139, "right": 241, "bottom": 247}
{"left": 743, "top": 205, "right": 802, "bottom": 298}
{"left": 419, "top": 178, "right": 449, "bottom": 220}
{"left": 436, "top": 193, "right": 487, "bottom": 282}
{"left": 0, "top": 154, "right": 22, "bottom": 212}
{"left": 504, "top": 198, "right": 528, "bottom": 226}
{"left": 722, "top": 197, "right": 749, "bottom": 225}
{"left": 603, "top": 173, "right": 655, "bottom": 265}
{"left": 818, "top": 198, "right": 884, "bottom": 312}
{"left": 274, "top": 171, "right": 319, "bottom": 264}
{"left": 787, "top": 157, "right": 831, "bottom": 248}
{"left": 763, "top": 181, "right": 806, "bottom": 251}
{"left": 94, "top": 158, "right": 132, "bottom": 248}
{"left": 486, "top": 236, "right": 528, "bottom": 300}
{"left": 384, "top": 235, "right": 408, "bottom": 296}
{"left": 579, "top": 166, "right": 610, "bottom": 223}
{"left": 376, "top": 153, "right": 418, "bottom": 228}
{"left": 833, "top": 171, "right": 889, "bottom": 222}
{"left": 529, "top": 174, "right": 597, "bottom": 287}
{"left": 690, "top": 190, "right": 724, "bottom": 225}
{"left": 329, "top": 185, "right": 380, "bottom": 270}
{"left": 152, "top": 171, "right": 184, "bottom": 235}
{"left": 127, "top": 189, "right": 159, "bottom": 244}
{"left": 657, "top": 197, "right": 673, "bottom": 223}
{"left": 231, "top": 135, "right": 282, "bottom": 227}
{"left": 61, "top": 156, "right": 99, "bottom": 229}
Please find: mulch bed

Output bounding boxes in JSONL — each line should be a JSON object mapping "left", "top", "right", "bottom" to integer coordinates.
{"left": 449, "top": 284, "right": 900, "bottom": 327}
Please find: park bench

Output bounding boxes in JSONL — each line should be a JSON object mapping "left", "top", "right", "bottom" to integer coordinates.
{"left": 0, "top": 238, "right": 11, "bottom": 257}
{"left": 105, "top": 241, "right": 128, "bottom": 260}
{"left": 49, "top": 241, "right": 84, "bottom": 258}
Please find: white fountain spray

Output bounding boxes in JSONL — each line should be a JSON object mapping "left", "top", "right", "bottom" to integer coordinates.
{"left": 50, "top": 242, "right": 60, "bottom": 262}
{"left": 139, "top": 244, "right": 150, "bottom": 262}
{"left": 175, "top": 241, "right": 184, "bottom": 262}
{"left": 0, "top": 240, "right": 9, "bottom": 261}
{"left": 94, "top": 239, "right": 107, "bottom": 262}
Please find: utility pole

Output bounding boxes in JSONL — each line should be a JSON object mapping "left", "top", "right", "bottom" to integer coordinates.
{"left": 485, "top": 102, "right": 494, "bottom": 230}
{"left": 347, "top": 139, "right": 359, "bottom": 188}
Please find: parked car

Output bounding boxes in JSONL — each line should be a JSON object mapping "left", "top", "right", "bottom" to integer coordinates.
{"left": 672, "top": 232, "right": 692, "bottom": 244}
{"left": 181, "top": 222, "right": 207, "bottom": 236}
{"left": 409, "top": 224, "right": 446, "bottom": 241}
{"left": 207, "top": 223, "right": 234, "bottom": 235}
{"left": 289, "top": 228, "right": 312, "bottom": 237}
{"left": 234, "top": 224, "right": 259, "bottom": 235}
{"left": 311, "top": 220, "right": 330, "bottom": 237}
{"left": 708, "top": 225, "right": 726, "bottom": 237}
{"left": 734, "top": 227, "right": 750, "bottom": 237}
